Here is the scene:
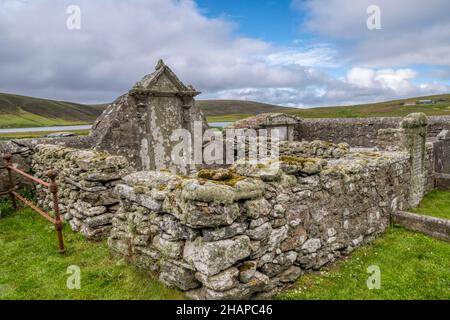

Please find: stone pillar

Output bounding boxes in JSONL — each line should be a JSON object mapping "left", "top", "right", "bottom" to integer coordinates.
{"left": 400, "top": 113, "right": 428, "bottom": 207}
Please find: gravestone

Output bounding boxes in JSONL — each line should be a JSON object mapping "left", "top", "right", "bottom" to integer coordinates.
{"left": 91, "top": 60, "right": 208, "bottom": 172}
{"left": 400, "top": 113, "right": 428, "bottom": 207}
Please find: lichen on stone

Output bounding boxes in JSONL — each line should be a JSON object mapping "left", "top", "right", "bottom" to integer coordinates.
{"left": 197, "top": 168, "right": 246, "bottom": 187}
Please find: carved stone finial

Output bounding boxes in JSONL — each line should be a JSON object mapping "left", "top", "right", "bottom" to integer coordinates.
{"left": 155, "top": 59, "right": 165, "bottom": 70}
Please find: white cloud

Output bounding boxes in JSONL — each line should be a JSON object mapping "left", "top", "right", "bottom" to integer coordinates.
{"left": 346, "top": 67, "right": 416, "bottom": 95}
{"left": 265, "top": 45, "right": 338, "bottom": 68}
{"left": 294, "top": 0, "right": 450, "bottom": 67}
{"left": 213, "top": 67, "right": 447, "bottom": 107}
{"left": 0, "top": 0, "right": 330, "bottom": 102}
{"left": 0, "top": 0, "right": 448, "bottom": 107}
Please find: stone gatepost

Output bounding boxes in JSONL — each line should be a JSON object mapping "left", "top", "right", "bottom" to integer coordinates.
{"left": 400, "top": 113, "right": 428, "bottom": 207}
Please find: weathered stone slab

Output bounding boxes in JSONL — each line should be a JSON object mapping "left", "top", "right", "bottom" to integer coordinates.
{"left": 183, "top": 236, "right": 251, "bottom": 276}
{"left": 202, "top": 222, "right": 248, "bottom": 242}
{"left": 114, "top": 184, "right": 162, "bottom": 211}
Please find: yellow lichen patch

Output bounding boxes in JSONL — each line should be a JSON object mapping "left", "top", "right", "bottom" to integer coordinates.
{"left": 156, "top": 184, "right": 167, "bottom": 191}
{"left": 238, "top": 261, "right": 256, "bottom": 272}
{"left": 198, "top": 168, "right": 234, "bottom": 181}
{"left": 133, "top": 184, "right": 149, "bottom": 194}
{"left": 92, "top": 151, "right": 110, "bottom": 161}
{"left": 280, "top": 155, "right": 317, "bottom": 166}
{"left": 197, "top": 168, "right": 247, "bottom": 187}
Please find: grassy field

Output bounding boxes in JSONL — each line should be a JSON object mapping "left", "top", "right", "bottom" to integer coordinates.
{"left": 285, "top": 93, "right": 450, "bottom": 119}
{"left": 206, "top": 113, "right": 253, "bottom": 122}
{"left": 0, "top": 93, "right": 103, "bottom": 128}
{"left": 197, "top": 100, "right": 292, "bottom": 116}
{"left": 411, "top": 190, "right": 450, "bottom": 220}
{"left": 278, "top": 226, "right": 450, "bottom": 300}
{"left": 1, "top": 197, "right": 449, "bottom": 300}
{"left": 0, "top": 203, "right": 184, "bottom": 300}
{"left": 2, "top": 92, "right": 450, "bottom": 129}
{"left": 0, "top": 109, "right": 90, "bottom": 128}
{"left": 0, "top": 130, "right": 90, "bottom": 141}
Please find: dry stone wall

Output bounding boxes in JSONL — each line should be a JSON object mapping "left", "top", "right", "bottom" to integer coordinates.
{"left": 32, "top": 144, "right": 131, "bottom": 240}
{"left": 0, "top": 136, "right": 92, "bottom": 193}
{"left": 299, "top": 116, "right": 450, "bottom": 147}
{"left": 108, "top": 146, "right": 412, "bottom": 299}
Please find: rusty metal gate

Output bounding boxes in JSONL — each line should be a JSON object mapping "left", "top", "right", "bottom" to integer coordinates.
{"left": 1, "top": 154, "right": 65, "bottom": 253}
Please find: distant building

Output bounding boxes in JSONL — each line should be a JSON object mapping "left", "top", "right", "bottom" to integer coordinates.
{"left": 417, "top": 99, "right": 434, "bottom": 105}
{"left": 403, "top": 101, "right": 416, "bottom": 106}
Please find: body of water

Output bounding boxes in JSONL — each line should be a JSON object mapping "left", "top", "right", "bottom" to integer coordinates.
{"left": 0, "top": 125, "right": 93, "bottom": 133}
{"left": 208, "top": 122, "right": 231, "bottom": 128}
{"left": 0, "top": 122, "right": 232, "bottom": 133}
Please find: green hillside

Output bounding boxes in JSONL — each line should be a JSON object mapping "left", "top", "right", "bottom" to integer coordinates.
{"left": 286, "top": 94, "right": 450, "bottom": 119}
{"left": 0, "top": 92, "right": 449, "bottom": 129}
{"left": 0, "top": 93, "right": 104, "bottom": 128}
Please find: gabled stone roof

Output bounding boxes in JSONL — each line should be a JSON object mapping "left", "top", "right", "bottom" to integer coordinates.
{"left": 131, "top": 59, "right": 200, "bottom": 96}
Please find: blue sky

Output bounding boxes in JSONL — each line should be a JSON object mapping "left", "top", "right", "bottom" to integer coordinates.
{"left": 196, "top": 0, "right": 299, "bottom": 45}
{"left": 0, "top": 0, "right": 449, "bottom": 106}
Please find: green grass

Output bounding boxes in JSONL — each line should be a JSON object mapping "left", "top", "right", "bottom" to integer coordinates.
{"left": 206, "top": 114, "right": 253, "bottom": 122}
{"left": 2, "top": 92, "right": 450, "bottom": 128}
{"left": 285, "top": 93, "right": 450, "bottom": 119}
{"left": 0, "top": 130, "right": 90, "bottom": 141}
{"left": 1, "top": 201, "right": 449, "bottom": 300}
{"left": 197, "top": 100, "right": 292, "bottom": 116}
{"left": 201, "top": 94, "right": 450, "bottom": 122}
{"left": 411, "top": 190, "right": 450, "bottom": 220}
{"left": 0, "top": 92, "right": 103, "bottom": 128}
{"left": 278, "top": 226, "right": 450, "bottom": 300}
{"left": 0, "top": 109, "right": 90, "bottom": 128}
{"left": 0, "top": 203, "right": 184, "bottom": 300}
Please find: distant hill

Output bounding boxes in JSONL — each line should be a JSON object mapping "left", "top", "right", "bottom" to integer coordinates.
{"left": 197, "top": 99, "right": 292, "bottom": 117}
{"left": 0, "top": 91, "right": 449, "bottom": 128}
{"left": 286, "top": 93, "right": 450, "bottom": 119}
{"left": 0, "top": 92, "right": 104, "bottom": 128}
{"left": 0, "top": 93, "right": 294, "bottom": 128}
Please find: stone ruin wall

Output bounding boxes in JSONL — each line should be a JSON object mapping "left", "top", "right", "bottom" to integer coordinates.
{"left": 299, "top": 116, "right": 450, "bottom": 147}
{"left": 108, "top": 142, "right": 412, "bottom": 299}
{"left": 0, "top": 136, "right": 92, "bottom": 194}
{"left": 0, "top": 86, "right": 448, "bottom": 300}
{"left": 31, "top": 144, "right": 130, "bottom": 240}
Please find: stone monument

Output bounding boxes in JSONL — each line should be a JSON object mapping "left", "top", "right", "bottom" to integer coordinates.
{"left": 90, "top": 59, "right": 208, "bottom": 172}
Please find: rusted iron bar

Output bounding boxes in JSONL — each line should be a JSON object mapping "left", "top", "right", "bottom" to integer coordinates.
{"left": 6, "top": 164, "right": 50, "bottom": 187}
{"left": 2, "top": 153, "right": 66, "bottom": 254}
{"left": 47, "top": 170, "right": 65, "bottom": 254}
{"left": 0, "top": 189, "right": 13, "bottom": 196}
{"left": 11, "top": 191, "right": 56, "bottom": 224}
{"left": 3, "top": 154, "right": 17, "bottom": 208}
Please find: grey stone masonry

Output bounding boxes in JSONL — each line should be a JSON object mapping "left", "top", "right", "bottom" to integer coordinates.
{"left": 90, "top": 60, "right": 208, "bottom": 173}
{"left": 32, "top": 144, "right": 131, "bottom": 240}
{"left": 392, "top": 211, "right": 450, "bottom": 242}
{"left": 400, "top": 113, "right": 428, "bottom": 207}
{"left": 109, "top": 143, "right": 413, "bottom": 299}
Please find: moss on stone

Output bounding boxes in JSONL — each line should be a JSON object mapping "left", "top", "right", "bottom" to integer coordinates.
{"left": 156, "top": 184, "right": 167, "bottom": 191}
{"left": 401, "top": 112, "right": 428, "bottom": 128}
{"left": 91, "top": 151, "right": 110, "bottom": 161}
{"left": 198, "top": 168, "right": 234, "bottom": 181}
{"left": 238, "top": 261, "right": 256, "bottom": 272}
{"left": 280, "top": 155, "right": 313, "bottom": 166}
{"left": 133, "top": 184, "right": 149, "bottom": 194}
{"left": 197, "top": 168, "right": 247, "bottom": 187}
